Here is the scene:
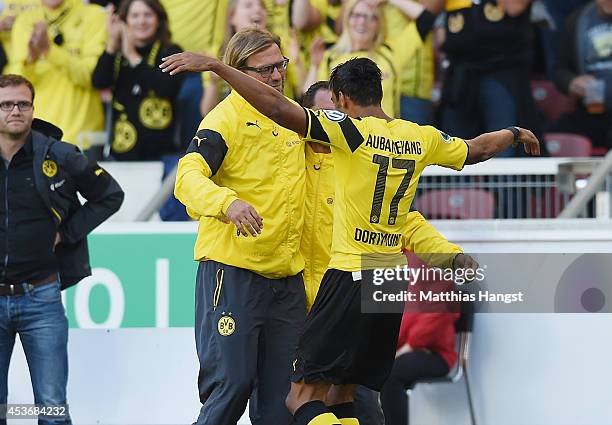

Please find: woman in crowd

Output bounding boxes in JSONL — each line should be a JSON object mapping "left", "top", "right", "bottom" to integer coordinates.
{"left": 304, "top": 0, "right": 438, "bottom": 117}
{"left": 92, "top": 0, "right": 183, "bottom": 160}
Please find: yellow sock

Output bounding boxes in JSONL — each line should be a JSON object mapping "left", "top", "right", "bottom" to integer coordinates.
{"left": 308, "top": 412, "right": 342, "bottom": 425}
{"left": 339, "top": 419, "right": 359, "bottom": 425}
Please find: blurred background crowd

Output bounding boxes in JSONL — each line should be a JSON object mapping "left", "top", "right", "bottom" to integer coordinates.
{"left": 0, "top": 0, "right": 610, "bottom": 217}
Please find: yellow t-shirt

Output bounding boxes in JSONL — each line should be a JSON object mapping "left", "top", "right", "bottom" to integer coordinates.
{"left": 302, "top": 108, "right": 468, "bottom": 271}
{"left": 160, "top": 0, "right": 227, "bottom": 54}
{"left": 318, "top": 22, "right": 424, "bottom": 117}
{"left": 7, "top": 0, "right": 106, "bottom": 144}
{"left": 175, "top": 91, "right": 306, "bottom": 278}
{"left": 384, "top": 5, "right": 434, "bottom": 100}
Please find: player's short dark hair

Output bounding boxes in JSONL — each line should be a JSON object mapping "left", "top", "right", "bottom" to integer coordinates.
{"left": 302, "top": 81, "right": 330, "bottom": 109}
{"left": 0, "top": 74, "right": 35, "bottom": 102}
{"left": 328, "top": 57, "right": 383, "bottom": 107}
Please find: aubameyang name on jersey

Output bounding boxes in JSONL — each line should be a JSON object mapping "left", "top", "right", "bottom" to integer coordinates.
{"left": 365, "top": 135, "right": 422, "bottom": 155}
{"left": 355, "top": 228, "right": 402, "bottom": 247}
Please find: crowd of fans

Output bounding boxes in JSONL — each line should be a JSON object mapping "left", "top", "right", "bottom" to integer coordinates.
{"left": 0, "top": 0, "right": 608, "bottom": 221}
{"left": 0, "top": 0, "right": 609, "bottom": 162}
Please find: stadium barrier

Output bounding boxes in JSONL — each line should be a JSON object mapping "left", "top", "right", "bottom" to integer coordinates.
{"left": 100, "top": 157, "right": 612, "bottom": 223}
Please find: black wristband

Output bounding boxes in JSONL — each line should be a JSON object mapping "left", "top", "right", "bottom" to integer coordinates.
{"left": 506, "top": 126, "right": 520, "bottom": 146}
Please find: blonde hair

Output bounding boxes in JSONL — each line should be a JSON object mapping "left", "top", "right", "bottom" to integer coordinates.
{"left": 223, "top": 28, "right": 282, "bottom": 69}
{"left": 333, "top": 0, "right": 387, "bottom": 54}
{"left": 220, "top": 0, "right": 269, "bottom": 57}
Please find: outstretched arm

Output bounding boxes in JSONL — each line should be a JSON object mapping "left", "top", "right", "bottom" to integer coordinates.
{"left": 465, "top": 127, "right": 540, "bottom": 165}
{"left": 160, "top": 52, "right": 308, "bottom": 136}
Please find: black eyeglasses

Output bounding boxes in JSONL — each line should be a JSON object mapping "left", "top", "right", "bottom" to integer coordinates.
{"left": 240, "top": 57, "right": 290, "bottom": 79}
{"left": 0, "top": 101, "right": 33, "bottom": 112}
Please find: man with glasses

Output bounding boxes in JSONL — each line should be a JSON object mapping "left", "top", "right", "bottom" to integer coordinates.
{"left": 173, "top": 29, "right": 306, "bottom": 425}
{"left": 0, "top": 74, "right": 123, "bottom": 425}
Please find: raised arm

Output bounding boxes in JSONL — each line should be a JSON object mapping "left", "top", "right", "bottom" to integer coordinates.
{"left": 159, "top": 52, "right": 308, "bottom": 136}
{"left": 465, "top": 127, "right": 540, "bottom": 165}
{"left": 385, "top": 0, "right": 424, "bottom": 20}
{"left": 292, "top": 0, "right": 323, "bottom": 31}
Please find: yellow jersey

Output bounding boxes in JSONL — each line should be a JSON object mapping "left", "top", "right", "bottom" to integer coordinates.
{"left": 8, "top": 0, "right": 106, "bottom": 144}
{"left": 301, "top": 143, "right": 462, "bottom": 310}
{"left": 302, "top": 108, "right": 468, "bottom": 271}
{"left": 318, "top": 23, "right": 424, "bottom": 117}
{"left": 175, "top": 91, "right": 306, "bottom": 279}
{"left": 160, "top": 0, "right": 227, "bottom": 54}
{"left": 384, "top": 5, "right": 434, "bottom": 100}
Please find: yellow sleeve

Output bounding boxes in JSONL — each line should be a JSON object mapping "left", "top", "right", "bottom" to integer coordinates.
{"left": 402, "top": 211, "right": 463, "bottom": 268}
{"left": 43, "top": 6, "right": 107, "bottom": 88}
{"left": 303, "top": 108, "right": 366, "bottom": 152}
{"left": 316, "top": 51, "right": 331, "bottom": 80}
{"left": 6, "top": 12, "right": 33, "bottom": 76}
{"left": 174, "top": 116, "right": 238, "bottom": 219}
{"left": 420, "top": 125, "right": 468, "bottom": 170}
{"left": 210, "top": 0, "right": 229, "bottom": 56}
{"left": 386, "top": 22, "right": 424, "bottom": 69}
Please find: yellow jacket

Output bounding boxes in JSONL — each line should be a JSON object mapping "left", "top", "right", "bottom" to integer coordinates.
{"left": 8, "top": 0, "right": 106, "bottom": 144}
{"left": 0, "top": 0, "right": 40, "bottom": 61}
{"left": 175, "top": 91, "right": 306, "bottom": 279}
{"left": 301, "top": 144, "right": 463, "bottom": 310}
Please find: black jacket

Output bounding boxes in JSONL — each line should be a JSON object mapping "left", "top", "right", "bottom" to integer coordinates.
{"left": 31, "top": 119, "right": 124, "bottom": 289}
{"left": 92, "top": 42, "right": 184, "bottom": 160}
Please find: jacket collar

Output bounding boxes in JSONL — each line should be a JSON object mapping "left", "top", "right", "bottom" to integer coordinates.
{"left": 32, "top": 118, "right": 63, "bottom": 141}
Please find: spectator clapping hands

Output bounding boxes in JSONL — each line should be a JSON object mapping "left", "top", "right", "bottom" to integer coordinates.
{"left": 0, "top": 15, "right": 16, "bottom": 33}
{"left": 27, "top": 22, "right": 49, "bottom": 64}
{"left": 105, "top": 5, "right": 122, "bottom": 54}
{"left": 105, "top": 5, "right": 142, "bottom": 66}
